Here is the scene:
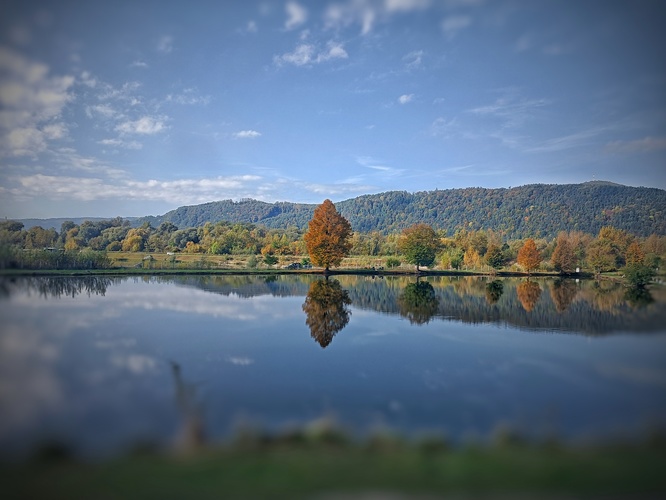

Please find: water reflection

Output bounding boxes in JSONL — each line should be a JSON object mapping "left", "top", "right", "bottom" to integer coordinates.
{"left": 302, "top": 278, "right": 352, "bottom": 348}
{"left": 1, "top": 275, "right": 665, "bottom": 335}
{"left": 550, "top": 279, "right": 579, "bottom": 313}
{"left": 398, "top": 281, "right": 439, "bottom": 325}
{"left": 170, "top": 361, "right": 205, "bottom": 453}
{"left": 485, "top": 280, "right": 504, "bottom": 305}
{"left": 1, "top": 274, "right": 665, "bottom": 459}
{"left": 516, "top": 280, "right": 542, "bottom": 312}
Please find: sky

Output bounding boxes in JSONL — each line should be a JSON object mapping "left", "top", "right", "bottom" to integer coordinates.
{"left": 0, "top": 0, "right": 665, "bottom": 219}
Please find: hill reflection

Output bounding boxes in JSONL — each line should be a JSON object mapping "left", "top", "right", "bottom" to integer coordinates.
{"left": 1, "top": 274, "right": 664, "bottom": 335}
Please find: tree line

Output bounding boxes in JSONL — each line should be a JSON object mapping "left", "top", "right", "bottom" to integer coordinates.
{"left": 1, "top": 199, "right": 665, "bottom": 281}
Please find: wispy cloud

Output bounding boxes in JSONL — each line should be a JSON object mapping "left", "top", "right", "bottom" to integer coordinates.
{"left": 116, "top": 116, "right": 168, "bottom": 135}
{"left": 157, "top": 35, "right": 173, "bottom": 53}
{"left": 233, "top": 130, "right": 262, "bottom": 139}
{"left": 441, "top": 15, "right": 471, "bottom": 38}
{"left": 403, "top": 50, "right": 423, "bottom": 69}
{"left": 285, "top": 1, "right": 307, "bottom": 30}
{"left": 525, "top": 126, "right": 611, "bottom": 153}
{"left": 98, "top": 138, "right": 143, "bottom": 150}
{"left": 604, "top": 136, "right": 666, "bottom": 154}
{"left": 166, "top": 88, "right": 211, "bottom": 105}
{"left": 325, "top": 0, "right": 431, "bottom": 35}
{"left": 467, "top": 94, "right": 549, "bottom": 129}
{"left": 274, "top": 41, "right": 348, "bottom": 67}
{"left": 130, "top": 60, "right": 148, "bottom": 68}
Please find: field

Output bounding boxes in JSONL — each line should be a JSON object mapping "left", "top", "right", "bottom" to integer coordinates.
{"left": 108, "top": 251, "right": 405, "bottom": 272}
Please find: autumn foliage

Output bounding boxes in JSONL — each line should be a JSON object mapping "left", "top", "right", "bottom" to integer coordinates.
{"left": 517, "top": 238, "right": 542, "bottom": 274}
{"left": 304, "top": 199, "right": 353, "bottom": 272}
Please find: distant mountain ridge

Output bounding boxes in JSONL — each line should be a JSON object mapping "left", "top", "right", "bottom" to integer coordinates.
{"left": 15, "top": 182, "right": 666, "bottom": 239}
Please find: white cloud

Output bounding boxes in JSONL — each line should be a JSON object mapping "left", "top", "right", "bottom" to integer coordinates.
{"left": 8, "top": 173, "right": 267, "bottom": 205}
{"left": 0, "top": 47, "right": 74, "bottom": 157}
{"left": 247, "top": 20, "right": 258, "bottom": 33}
{"left": 441, "top": 15, "right": 471, "bottom": 38}
{"left": 285, "top": 1, "right": 308, "bottom": 30}
{"left": 85, "top": 103, "right": 118, "bottom": 119}
{"left": 227, "top": 357, "right": 254, "bottom": 366}
{"left": 130, "top": 60, "right": 148, "bottom": 68}
{"left": 398, "top": 93, "right": 414, "bottom": 104}
{"left": 385, "top": 0, "right": 431, "bottom": 13}
{"left": 325, "top": 0, "right": 431, "bottom": 35}
{"left": 116, "top": 116, "right": 167, "bottom": 135}
{"left": 233, "top": 130, "right": 262, "bottom": 139}
{"left": 274, "top": 41, "right": 348, "bottom": 67}
{"left": 157, "top": 35, "right": 173, "bottom": 53}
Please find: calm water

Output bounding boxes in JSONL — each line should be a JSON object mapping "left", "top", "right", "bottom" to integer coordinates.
{"left": 1, "top": 274, "right": 665, "bottom": 459}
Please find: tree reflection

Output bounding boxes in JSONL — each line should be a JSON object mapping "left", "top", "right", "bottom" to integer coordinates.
{"left": 0, "top": 276, "right": 117, "bottom": 299}
{"left": 398, "top": 281, "right": 439, "bottom": 325}
{"left": 302, "top": 278, "right": 352, "bottom": 348}
{"left": 624, "top": 286, "right": 654, "bottom": 309}
{"left": 517, "top": 280, "right": 542, "bottom": 312}
{"left": 485, "top": 280, "right": 504, "bottom": 305}
{"left": 550, "top": 279, "right": 579, "bottom": 313}
{"left": 170, "top": 361, "right": 206, "bottom": 453}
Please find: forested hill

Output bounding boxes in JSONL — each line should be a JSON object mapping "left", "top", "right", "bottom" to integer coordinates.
{"left": 134, "top": 182, "right": 666, "bottom": 238}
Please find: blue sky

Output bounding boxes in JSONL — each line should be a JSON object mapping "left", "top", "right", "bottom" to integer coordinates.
{"left": 1, "top": 0, "right": 665, "bottom": 219}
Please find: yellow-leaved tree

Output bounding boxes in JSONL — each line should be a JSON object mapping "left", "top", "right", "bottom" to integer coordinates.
{"left": 304, "top": 199, "right": 353, "bottom": 273}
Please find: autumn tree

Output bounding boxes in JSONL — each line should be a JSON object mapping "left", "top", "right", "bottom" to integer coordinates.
{"left": 398, "top": 223, "right": 440, "bottom": 272}
{"left": 302, "top": 279, "right": 352, "bottom": 348}
{"left": 517, "top": 238, "right": 542, "bottom": 275}
{"left": 551, "top": 232, "right": 577, "bottom": 273}
{"left": 304, "top": 199, "right": 353, "bottom": 273}
{"left": 517, "top": 280, "right": 542, "bottom": 312}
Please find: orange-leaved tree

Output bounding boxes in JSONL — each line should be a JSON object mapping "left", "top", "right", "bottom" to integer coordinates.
{"left": 517, "top": 238, "right": 542, "bottom": 275}
{"left": 304, "top": 199, "right": 353, "bottom": 273}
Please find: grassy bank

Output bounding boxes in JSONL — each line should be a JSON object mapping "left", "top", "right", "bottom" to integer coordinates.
{"left": 3, "top": 443, "right": 665, "bottom": 499}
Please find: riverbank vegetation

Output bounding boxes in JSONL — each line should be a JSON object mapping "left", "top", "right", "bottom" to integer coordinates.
{"left": 1, "top": 217, "right": 664, "bottom": 283}
{"left": 2, "top": 427, "right": 665, "bottom": 499}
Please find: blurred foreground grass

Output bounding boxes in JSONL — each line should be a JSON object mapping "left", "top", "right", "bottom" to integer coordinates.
{"left": 3, "top": 438, "right": 666, "bottom": 499}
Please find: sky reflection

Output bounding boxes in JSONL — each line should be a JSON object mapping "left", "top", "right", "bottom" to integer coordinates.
{"left": 0, "top": 275, "right": 665, "bottom": 459}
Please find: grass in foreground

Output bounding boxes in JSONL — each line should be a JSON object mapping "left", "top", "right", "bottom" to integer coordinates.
{"left": 3, "top": 438, "right": 666, "bottom": 500}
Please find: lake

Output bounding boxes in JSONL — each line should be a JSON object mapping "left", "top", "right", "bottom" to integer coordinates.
{"left": 1, "top": 274, "right": 665, "bottom": 459}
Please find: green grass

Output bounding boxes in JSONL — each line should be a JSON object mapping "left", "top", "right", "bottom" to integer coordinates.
{"left": 2, "top": 445, "right": 665, "bottom": 499}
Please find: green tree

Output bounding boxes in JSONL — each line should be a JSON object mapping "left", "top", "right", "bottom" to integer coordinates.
{"left": 485, "top": 243, "right": 505, "bottom": 271}
{"left": 304, "top": 199, "right": 353, "bottom": 273}
{"left": 398, "top": 223, "right": 440, "bottom": 272}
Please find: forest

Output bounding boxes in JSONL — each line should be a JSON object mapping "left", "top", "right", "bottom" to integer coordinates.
{"left": 125, "top": 181, "right": 666, "bottom": 239}
{"left": 13, "top": 182, "right": 665, "bottom": 239}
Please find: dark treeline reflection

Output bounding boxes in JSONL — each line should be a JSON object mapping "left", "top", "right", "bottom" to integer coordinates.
{"left": 2, "top": 275, "right": 664, "bottom": 334}
{"left": 0, "top": 275, "right": 120, "bottom": 299}
{"left": 302, "top": 278, "right": 352, "bottom": 348}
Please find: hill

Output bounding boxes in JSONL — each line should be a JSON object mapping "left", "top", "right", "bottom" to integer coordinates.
{"left": 141, "top": 182, "right": 665, "bottom": 238}
{"left": 15, "top": 182, "right": 666, "bottom": 239}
